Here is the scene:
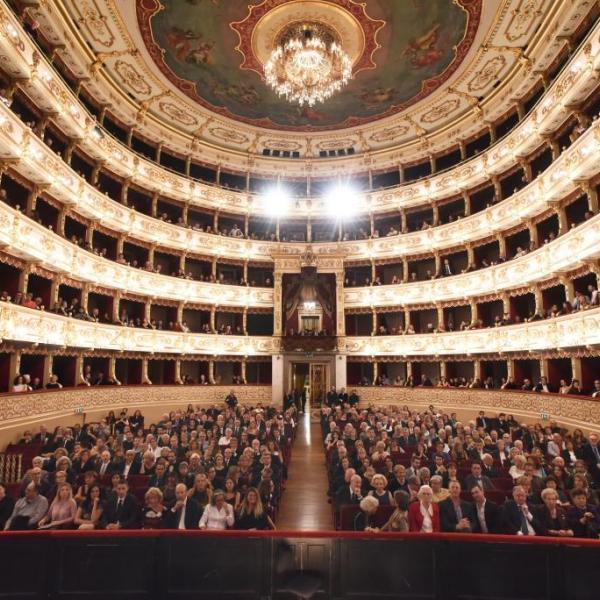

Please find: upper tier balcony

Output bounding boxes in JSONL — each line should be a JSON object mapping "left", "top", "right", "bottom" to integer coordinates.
{"left": 0, "top": 4, "right": 597, "bottom": 216}
{"left": 0, "top": 106, "right": 598, "bottom": 262}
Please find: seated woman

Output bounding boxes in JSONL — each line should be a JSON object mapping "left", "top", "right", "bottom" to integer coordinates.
{"left": 74, "top": 484, "right": 103, "bottom": 530}
{"left": 223, "top": 477, "right": 241, "bottom": 511}
{"left": 380, "top": 490, "right": 410, "bottom": 532}
{"left": 509, "top": 455, "right": 527, "bottom": 481}
{"left": 199, "top": 490, "right": 234, "bottom": 530}
{"left": 368, "top": 474, "right": 394, "bottom": 506}
{"left": 38, "top": 483, "right": 77, "bottom": 529}
{"left": 354, "top": 496, "right": 379, "bottom": 532}
{"left": 142, "top": 487, "right": 166, "bottom": 529}
{"left": 535, "top": 488, "right": 573, "bottom": 537}
{"left": 235, "top": 487, "right": 274, "bottom": 530}
{"left": 189, "top": 473, "right": 213, "bottom": 511}
{"left": 408, "top": 485, "right": 440, "bottom": 533}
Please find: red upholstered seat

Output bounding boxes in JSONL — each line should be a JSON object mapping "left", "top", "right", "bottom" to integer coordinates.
{"left": 6, "top": 482, "right": 21, "bottom": 500}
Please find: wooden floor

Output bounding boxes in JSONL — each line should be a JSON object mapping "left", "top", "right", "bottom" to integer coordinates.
{"left": 277, "top": 408, "right": 333, "bottom": 530}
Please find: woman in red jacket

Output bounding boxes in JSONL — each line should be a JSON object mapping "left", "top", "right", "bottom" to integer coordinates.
{"left": 408, "top": 485, "right": 440, "bottom": 532}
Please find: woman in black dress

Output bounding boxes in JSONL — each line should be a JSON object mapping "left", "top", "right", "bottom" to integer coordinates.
{"left": 235, "top": 488, "right": 274, "bottom": 530}
{"left": 142, "top": 487, "right": 166, "bottom": 529}
{"left": 535, "top": 488, "right": 573, "bottom": 536}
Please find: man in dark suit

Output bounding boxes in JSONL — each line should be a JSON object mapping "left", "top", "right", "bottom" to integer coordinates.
{"left": 503, "top": 485, "right": 544, "bottom": 536}
{"left": 463, "top": 463, "right": 495, "bottom": 492}
{"left": 470, "top": 484, "right": 502, "bottom": 534}
{"left": 335, "top": 474, "right": 363, "bottom": 509}
{"left": 348, "top": 390, "right": 360, "bottom": 406}
{"left": 33, "top": 425, "right": 53, "bottom": 446}
{"left": 326, "top": 386, "right": 339, "bottom": 408}
{"left": 148, "top": 461, "right": 167, "bottom": 490}
{"left": 120, "top": 450, "right": 141, "bottom": 479}
{"left": 481, "top": 455, "right": 499, "bottom": 479}
{"left": 476, "top": 411, "right": 490, "bottom": 431}
{"left": 165, "top": 483, "right": 201, "bottom": 529}
{"left": 225, "top": 390, "right": 238, "bottom": 410}
{"left": 100, "top": 480, "right": 140, "bottom": 529}
{"left": 580, "top": 433, "right": 600, "bottom": 486}
{"left": 96, "top": 450, "right": 118, "bottom": 478}
{"left": 439, "top": 481, "right": 474, "bottom": 532}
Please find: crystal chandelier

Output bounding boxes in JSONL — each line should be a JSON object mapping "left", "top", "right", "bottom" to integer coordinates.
{"left": 264, "top": 23, "right": 352, "bottom": 107}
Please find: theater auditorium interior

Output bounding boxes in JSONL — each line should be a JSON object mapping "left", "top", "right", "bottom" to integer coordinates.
{"left": 0, "top": 0, "right": 599, "bottom": 598}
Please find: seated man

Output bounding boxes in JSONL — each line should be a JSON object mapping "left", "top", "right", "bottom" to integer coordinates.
{"left": 4, "top": 482, "right": 48, "bottom": 530}
{"left": 503, "top": 485, "right": 544, "bottom": 536}
{"left": 100, "top": 480, "right": 140, "bottom": 530}
{"left": 439, "top": 481, "right": 473, "bottom": 533}
{"left": 470, "top": 484, "right": 503, "bottom": 534}
{"left": 463, "top": 462, "right": 495, "bottom": 492}
{"left": 165, "top": 484, "right": 201, "bottom": 530}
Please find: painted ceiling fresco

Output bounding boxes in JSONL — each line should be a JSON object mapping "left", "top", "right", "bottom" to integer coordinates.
{"left": 137, "top": 0, "right": 481, "bottom": 131}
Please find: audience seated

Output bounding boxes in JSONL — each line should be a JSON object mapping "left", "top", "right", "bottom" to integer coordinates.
{"left": 322, "top": 397, "right": 600, "bottom": 538}
{"left": 2, "top": 400, "right": 296, "bottom": 531}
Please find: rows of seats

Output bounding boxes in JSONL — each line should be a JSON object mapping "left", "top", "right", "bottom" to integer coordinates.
{"left": 321, "top": 396, "right": 600, "bottom": 537}
{"left": 0, "top": 398, "right": 296, "bottom": 531}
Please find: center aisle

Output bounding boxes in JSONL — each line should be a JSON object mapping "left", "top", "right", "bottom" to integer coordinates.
{"left": 276, "top": 408, "right": 333, "bottom": 530}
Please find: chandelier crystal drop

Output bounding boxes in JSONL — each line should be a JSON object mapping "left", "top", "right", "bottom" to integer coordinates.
{"left": 264, "top": 23, "right": 352, "bottom": 107}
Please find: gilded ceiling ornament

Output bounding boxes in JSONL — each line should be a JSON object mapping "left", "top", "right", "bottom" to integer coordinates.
{"left": 467, "top": 55, "right": 507, "bottom": 92}
{"left": 114, "top": 59, "right": 151, "bottom": 96}
{"left": 77, "top": 0, "right": 115, "bottom": 47}
{"left": 369, "top": 125, "right": 409, "bottom": 144}
{"left": 158, "top": 101, "right": 198, "bottom": 127}
{"left": 504, "top": 0, "right": 543, "bottom": 43}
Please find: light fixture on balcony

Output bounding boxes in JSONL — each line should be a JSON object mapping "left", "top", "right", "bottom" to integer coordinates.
{"left": 264, "top": 22, "right": 352, "bottom": 107}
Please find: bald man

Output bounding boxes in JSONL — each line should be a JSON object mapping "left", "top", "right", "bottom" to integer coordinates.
{"left": 166, "top": 484, "right": 201, "bottom": 530}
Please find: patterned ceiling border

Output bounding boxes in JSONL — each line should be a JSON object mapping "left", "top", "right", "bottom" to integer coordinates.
{"left": 135, "top": 0, "right": 483, "bottom": 133}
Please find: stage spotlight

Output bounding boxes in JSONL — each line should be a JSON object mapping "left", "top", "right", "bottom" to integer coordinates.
{"left": 325, "top": 183, "right": 359, "bottom": 219}
{"left": 262, "top": 184, "right": 291, "bottom": 217}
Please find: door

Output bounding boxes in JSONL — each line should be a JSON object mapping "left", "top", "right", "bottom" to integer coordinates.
{"left": 309, "top": 363, "right": 328, "bottom": 408}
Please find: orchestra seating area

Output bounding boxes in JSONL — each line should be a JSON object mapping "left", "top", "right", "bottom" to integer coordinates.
{"left": 323, "top": 402, "right": 600, "bottom": 535}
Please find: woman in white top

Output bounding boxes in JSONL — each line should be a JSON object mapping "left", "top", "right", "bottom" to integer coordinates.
{"left": 199, "top": 490, "right": 234, "bottom": 530}
{"left": 509, "top": 455, "right": 527, "bottom": 481}
{"left": 12, "top": 375, "right": 30, "bottom": 393}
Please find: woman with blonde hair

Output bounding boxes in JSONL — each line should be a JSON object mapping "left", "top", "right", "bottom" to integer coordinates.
{"left": 509, "top": 455, "right": 527, "bottom": 481}
{"left": 368, "top": 474, "right": 394, "bottom": 506}
{"left": 38, "top": 483, "right": 76, "bottom": 529}
{"left": 142, "top": 487, "right": 166, "bottom": 529}
{"left": 189, "top": 473, "right": 213, "bottom": 511}
{"left": 235, "top": 487, "right": 274, "bottom": 530}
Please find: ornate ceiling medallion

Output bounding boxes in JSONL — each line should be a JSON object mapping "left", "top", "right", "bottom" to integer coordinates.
{"left": 264, "top": 22, "right": 352, "bottom": 106}
{"left": 231, "top": 0, "right": 384, "bottom": 78}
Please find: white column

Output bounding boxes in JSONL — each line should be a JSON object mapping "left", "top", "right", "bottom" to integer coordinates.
{"left": 335, "top": 355, "right": 347, "bottom": 390}
{"left": 271, "top": 354, "right": 284, "bottom": 406}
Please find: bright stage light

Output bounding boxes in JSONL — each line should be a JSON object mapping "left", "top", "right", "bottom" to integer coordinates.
{"left": 262, "top": 185, "right": 291, "bottom": 217}
{"left": 324, "top": 183, "right": 359, "bottom": 219}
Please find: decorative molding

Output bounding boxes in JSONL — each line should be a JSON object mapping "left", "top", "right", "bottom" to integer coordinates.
{"left": 0, "top": 302, "right": 279, "bottom": 356}
{"left": 345, "top": 307, "right": 600, "bottom": 356}
{"left": 344, "top": 213, "right": 600, "bottom": 308}
{"left": 1, "top": 302, "right": 598, "bottom": 358}
{"left": 356, "top": 387, "right": 600, "bottom": 433}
